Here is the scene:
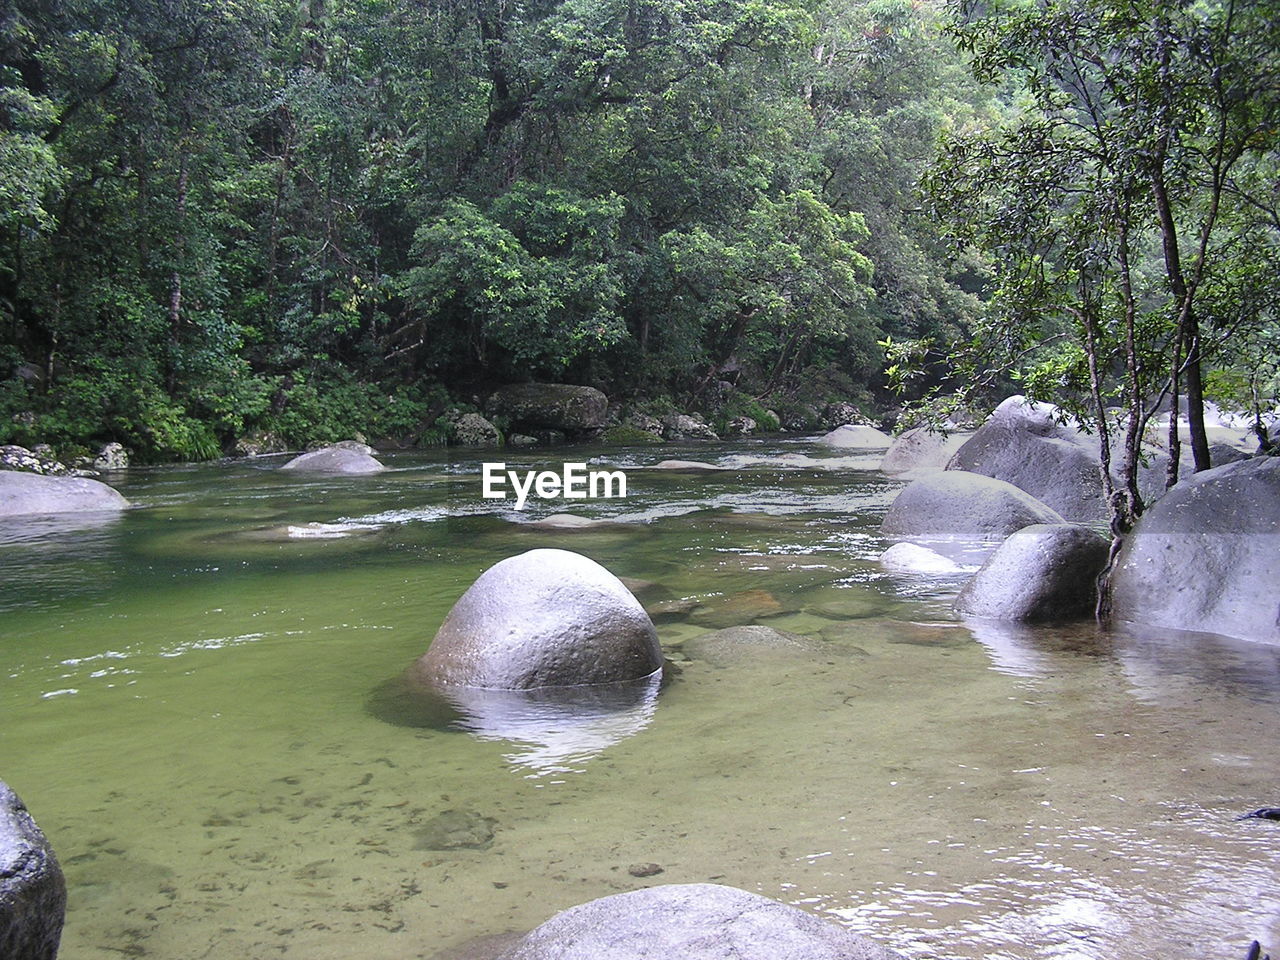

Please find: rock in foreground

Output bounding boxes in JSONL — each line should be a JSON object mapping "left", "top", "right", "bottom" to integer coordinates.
{"left": 1108, "top": 457, "right": 1280, "bottom": 644}
{"left": 413, "top": 549, "right": 662, "bottom": 689}
{"left": 280, "top": 446, "right": 385, "bottom": 474}
{"left": 0, "top": 470, "right": 128, "bottom": 517}
{"left": 955, "top": 523, "right": 1110, "bottom": 622}
{"left": 493, "top": 883, "right": 902, "bottom": 960}
{"left": 880, "top": 470, "right": 1064, "bottom": 539}
{"left": 1, "top": 780, "right": 66, "bottom": 960}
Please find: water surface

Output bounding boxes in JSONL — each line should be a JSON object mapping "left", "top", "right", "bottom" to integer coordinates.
{"left": 2, "top": 440, "right": 1277, "bottom": 960}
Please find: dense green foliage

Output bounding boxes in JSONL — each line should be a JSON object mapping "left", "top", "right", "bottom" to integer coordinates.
{"left": 0, "top": 0, "right": 994, "bottom": 459}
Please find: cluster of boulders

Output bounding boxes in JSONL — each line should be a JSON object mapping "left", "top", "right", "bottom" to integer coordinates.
{"left": 0, "top": 443, "right": 131, "bottom": 518}
{"left": 877, "top": 395, "right": 1278, "bottom": 643}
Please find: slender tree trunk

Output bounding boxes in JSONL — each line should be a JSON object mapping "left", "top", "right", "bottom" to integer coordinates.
{"left": 167, "top": 151, "right": 190, "bottom": 393}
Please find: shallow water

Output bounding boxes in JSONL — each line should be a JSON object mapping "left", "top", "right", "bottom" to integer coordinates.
{"left": 2, "top": 440, "right": 1278, "bottom": 960}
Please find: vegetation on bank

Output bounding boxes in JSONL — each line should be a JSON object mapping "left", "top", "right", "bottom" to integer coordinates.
{"left": 1, "top": 0, "right": 1276, "bottom": 473}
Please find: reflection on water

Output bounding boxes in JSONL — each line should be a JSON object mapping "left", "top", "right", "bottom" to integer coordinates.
{"left": 439, "top": 674, "right": 662, "bottom": 777}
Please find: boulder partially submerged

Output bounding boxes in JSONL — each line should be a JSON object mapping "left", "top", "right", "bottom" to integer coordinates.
{"left": 493, "top": 883, "right": 902, "bottom": 960}
{"left": 880, "top": 427, "right": 968, "bottom": 475}
{"left": 0, "top": 470, "right": 128, "bottom": 517}
{"left": 880, "top": 470, "right": 1064, "bottom": 539}
{"left": 280, "top": 446, "right": 385, "bottom": 474}
{"left": 955, "top": 523, "right": 1110, "bottom": 622}
{"left": 1108, "top": 457, "right": 1280, "bottom": 644}
{"left": 488, "top": 384, "right": 608, "bottom": 438}
{"left": 1, "top": 780, "right": 66, "bottom": 960}
{"left": 412, "top": 549, "right": 662, "bottom": 689}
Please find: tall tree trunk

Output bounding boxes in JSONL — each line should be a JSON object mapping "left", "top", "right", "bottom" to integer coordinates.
{"left": 167, "top": 151, "right": 190, "bottom": 393}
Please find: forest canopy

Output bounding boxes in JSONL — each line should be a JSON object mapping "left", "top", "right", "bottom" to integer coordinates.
{"left": 1, "top": 0, "right": 1276, "bottom": 461}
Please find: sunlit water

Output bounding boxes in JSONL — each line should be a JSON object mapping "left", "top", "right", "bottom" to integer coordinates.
{"left": 2, "top": 439, "right": 1277, "bottom": 960}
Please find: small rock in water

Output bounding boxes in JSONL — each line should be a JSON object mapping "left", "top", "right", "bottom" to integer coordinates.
{"left": 1235, "top": 807, "right": 1280, "bottom": 822}
{"left": 646, "top": 597, "right": 699, "bottom": 622}
{"left": 413, "top": 810, "right": 497, "bottom": 850}
{"left": 688, "top": 589, "right": 784, "bottom": 628}
{"left": 627, "top": 862, "right": 664, "bottom": 878}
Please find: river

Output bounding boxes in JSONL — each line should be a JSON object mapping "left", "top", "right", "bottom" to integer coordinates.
{"left": 2, "top": 439, "right": 1278, "bottom": 959}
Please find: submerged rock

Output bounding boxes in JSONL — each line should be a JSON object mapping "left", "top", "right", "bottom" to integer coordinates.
{"left": 688, "top": 588, "right": 784, "bottom": 628}
{"left": 1108, "top": 457, "right": 1280, "bottom": 644}
{"left": 412, "top": 549, "right": 663, "bottom": 689}
{"left": 955, "top": 523, "right": 1110, "bottom": 622}
{"left": 414, "top": 810, "right": 497, "bottom": 851}
{"left": 1, "top": 780, "right": 66, "bottom": 960}
{"left": 651, "top": 459, "right": 728, "bottom": 471}
{"left": 878, "top": 542, "right": 965, "bottom": 575}
{"left": 880, "top": 470, "right": 1064, "bottom": 539}
{"left": 0, "top": 470, "right": 128, "bottom": 517}
{"left": 682, "top": 625, "right": 812, "bottom": 666}
{"left": 818, "top": 424, "right": 894, "bottom": 450}
{"left": 492, "top": 883, "right": 902, "bottom": 960}
{"left": 280, "top": 446, "right": 385, "bottom": 474}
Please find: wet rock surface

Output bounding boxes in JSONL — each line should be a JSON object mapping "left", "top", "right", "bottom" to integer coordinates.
{"left": 0, "top": 470, "right": 129, "bottom": 516}
{"left": 414, "top": 810, "right": 497, "bottom": 851}
{"left": 1108, "top": 456, "right": 1280, "bottom": 643}
{"left": 491, "top": 883, "right": 903, "bottom": 960}
{"left": 412, "top": 549, "right": 663, "bottom": 689}
{"left": 1, "top": 780, "right": 66, "bottom": 960}
{"left": 880, "top": 427, "right": 968, "bottom": 475}
{"left": 880, "top": 470, "right": 1064, "bottom": 539}
{"left": 818, "top": 424, "right": 893, "bottom": 450}
{"left": 955, "top": 523, "right": 1110, "bottom": 622}
{"left": 280, "top": 446, "right": 385, "bottom": 474}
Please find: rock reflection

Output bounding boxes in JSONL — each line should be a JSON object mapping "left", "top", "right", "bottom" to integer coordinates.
{"left": 368, "top": 672, "right": 661, "bottom": 777}
{"left": 961, "top": 618, "right": 1113, "bottom": 679}
{"left": 1114, "top": 623, "right": 1280, "bottom": 706}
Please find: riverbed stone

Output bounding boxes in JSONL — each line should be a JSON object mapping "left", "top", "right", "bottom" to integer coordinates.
{"left": 818, "top": 424, "right": 894, "bottom": 450}
{"left": 1108, "top": 456, "right": 1280, "bottom": 644}
{"left": 0, "top": 470, "right": 128, "bottom": 516}
{"left": 412, "top": 549, "right": 663, "bottom": 689}
{"left": 955, "top": 523, "right": 1110, "bottom": 622}
{"left": 279, "top": 446, "right": 385, "bottom": 474}
{"left": 880, "top": 470, "right": 1065, "bottom": 539}
{"left": 946, "top": 396, "right": 1106, "bottom": 521}
{"left": 414, "top": 810, "right": 497, "bottom": 851}
{"left": 651, "top": 459, "right": 728, "bottom": 471}
{"left": 880, "top": 427, "right": 968, "bottom": 475}
{"left": 688, "top": 588, "right": 784, "bottom": 627}
{"left": 493, "top": 883, "right": 902, "bottom": 960}
{"left": 1, "top": 780, "right": 66, "bottom": 960}
{"left": 682, "top": 625, "right": 813, "bottom": 666}
{"left": 487, "top": 384, "right": 608, "bottom": 436}
{"left": 92, "top": 442, "right": 130, "bottom": 470}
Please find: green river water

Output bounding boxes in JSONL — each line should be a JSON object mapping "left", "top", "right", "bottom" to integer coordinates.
{"left": 2, "top": 439, "right": 1278, "bottom": 960}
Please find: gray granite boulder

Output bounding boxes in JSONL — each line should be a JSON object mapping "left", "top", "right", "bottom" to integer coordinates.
{"left": 1108, "top": 457, "right": 1280, "bottom": 643}
{"left": 93, "top": 442, "right": 130, "bottom": 470}
{"left": 947, "top": 396, "right": 1106, "bottom": 521}
{"left": 493, "top": 883, "right": 902, "bottom": 960}
{"left": 880, "top": 427, "right": 968, "bottom": 475}
{"left": 488, "top": 384, "right": 608, "bottom": 436}
{"left": 412, "top": 549, "right": 663, "bottom": 689}
{"left": 955, "top": 523, "right": 1110, "bottom": 621}
{"left": 661, "top": 413, "right": 718, "bottom": 441}
{"left": 881, "top": 470, "right": 1065, "bottom": 539}
{"left": 0, "top": 445, "right": 70, "bottom": 476}
{"left": 452, "top": 412, "right": 501, "bottom": 446}
{"left": 0, "top": 470, "right": 128, "bottom": 516}
{"left": 1, "top": 780, "right": 66, "bottom": 960}
{"left": 280, "top": 446, "right": 385, "bottom": 474}
{"left": 819, "top": 424, "right": 893, "bottom": 450}
{"left": 878, "top": 542, "right": 965, "bottom": 575}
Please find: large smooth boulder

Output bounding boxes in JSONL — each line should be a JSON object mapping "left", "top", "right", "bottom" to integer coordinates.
{"left": 0, "top": 470, "right": 128, "bottom": 517}
{"left": 494, "top": 884, "right": 901, "bottom": 960}
{"left": 413, "top": 549, "right": 662, "bottom": 689}
{"left": 955, "top": 523, "right": 1110, "bottom": 621}
{"left": 947, "top": 396, "right": 1106, "bottom": 521}
{"left": 1108, "top": 457, "right": 1280, "bottom": 644}
{"left": 487, "top": 384, "right": 608, "bottom": 436}
{"left": 279, "top": 446, "right": 385, "bottom": 474}
{"left": 880, "top": 470, "right": 1065, "bottom": 539}
{"left": 818, "top": 424, "right": 893, "bottom": 450}
{"left": 1, "top": 781, "right": 66, "bottom": 960}
{"left": 880, "top": 427, "right": 968, "bottom": 475}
